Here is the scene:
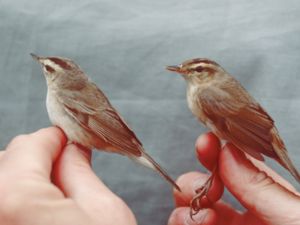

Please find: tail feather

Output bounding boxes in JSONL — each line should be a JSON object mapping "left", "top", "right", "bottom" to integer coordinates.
{"left": 134, "top": 151, "right": 181, "bottom": 192}
{"left": 271, "top": 128, "right": 300, "bottom": 183}
{"left": 275, "top": 149, "right": 300, "bottom": 183}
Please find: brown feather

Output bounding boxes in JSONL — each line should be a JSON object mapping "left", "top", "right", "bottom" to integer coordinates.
{"left": 34, "top": 55, "right": 180, "bottom": 191}
{"left": 169, "top": 57, "right": 300, "bottom": 216}
{"left": 271, "top": 127, "right": 300, "bottom": 182}
{"left": 56, "top": 83, "right": 143, "bottom": 156}
{"left": 140, "top": 152, "right": 181, "bottom": 191}
{"left": 196, "top": 79, "right": 280, "bottom": 160}
{"left": 61, "top": 92, "right": 182, "bottom": 189}
{"left": 193, "top": 74, "right": 300, "bottom": 182}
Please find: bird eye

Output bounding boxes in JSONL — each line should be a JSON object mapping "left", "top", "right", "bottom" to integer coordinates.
{"left": 194, "top": 66, "right": 203, "bottom": 72}
{"left": 45, "top": 65, "right": 55, "bottom": 73}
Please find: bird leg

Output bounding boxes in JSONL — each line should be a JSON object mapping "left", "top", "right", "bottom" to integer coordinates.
{"left": 189, "top": 166, "right": 217, "bottom": 219}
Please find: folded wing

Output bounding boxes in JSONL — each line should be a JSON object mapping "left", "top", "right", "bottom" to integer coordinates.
{"left": 197, "top": 80, "right": 278, "bottom": 160}
{"left": 56, "top": 83, "right": 142, "bottom": 156}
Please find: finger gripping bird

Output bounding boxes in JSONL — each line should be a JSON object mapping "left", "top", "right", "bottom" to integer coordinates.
{"left": 31, "top": 53, "right": 180, "bottom": 192}
{"left": 167, "top": 58, "right": 300, "bottom": 217}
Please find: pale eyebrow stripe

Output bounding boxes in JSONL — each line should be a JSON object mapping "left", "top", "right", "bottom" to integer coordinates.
{"left": 183, "top": 58, "right": 219, "bottom": 67}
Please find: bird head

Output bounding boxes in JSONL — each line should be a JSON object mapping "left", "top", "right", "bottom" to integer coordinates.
{"left": 31, "top": 53, "right": 87, "bottom": 88}
{"left": 166, "top": 58, "right": 224, "bottom": 82}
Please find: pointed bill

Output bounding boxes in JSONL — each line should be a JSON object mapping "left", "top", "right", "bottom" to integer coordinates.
{"left": 166, "top": 65, "right": 181, "bottom": 73}
{"left": 30, "top": 53, "right": 40, "bottom": 61}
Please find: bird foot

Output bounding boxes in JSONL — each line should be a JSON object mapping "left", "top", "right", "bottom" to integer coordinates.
{"left": 189, "top": 175, "right": 213, "bottom": 219}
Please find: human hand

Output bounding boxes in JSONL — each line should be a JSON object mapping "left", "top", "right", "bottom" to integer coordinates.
{"left": 168, "top": 132, "right": 300, "bottom": 225}
{"left": 0, "top": 127, "right": 136, "bottom": 225}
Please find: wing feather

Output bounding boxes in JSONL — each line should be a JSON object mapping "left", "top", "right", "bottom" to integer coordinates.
{"left": 56, "top": 83, "right": 142, "bottom": 156}
{"left": 198, "top": 83, "right": 277, "bottom": 160}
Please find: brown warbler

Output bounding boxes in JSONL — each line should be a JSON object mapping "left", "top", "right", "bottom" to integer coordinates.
{"left": 167, "top": 58, "right": 300, "bottom": 215}
{"left": 31, "top": 53, "right": 180, "bottom": 191}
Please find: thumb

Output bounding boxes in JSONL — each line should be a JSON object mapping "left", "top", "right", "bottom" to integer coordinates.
{"left": 219, "top": 144, "right": 300, "bottom": 225}
{"left": 53, "top": 144, "right": 115, "bottom": 199}
{"left": 52, "top": 144, "right": 137, "bottom": 225}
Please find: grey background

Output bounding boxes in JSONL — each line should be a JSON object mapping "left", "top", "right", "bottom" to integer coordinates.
{"left": 1, "top": 0, "right": 300, "bottom": 224}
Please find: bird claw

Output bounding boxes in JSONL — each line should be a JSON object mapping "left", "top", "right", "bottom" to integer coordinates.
{"left": 189, "top": 176, "right": 213, "bottom": 219}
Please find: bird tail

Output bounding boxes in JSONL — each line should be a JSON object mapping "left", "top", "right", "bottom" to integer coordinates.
{"left": 133, "top": 151, "right": 181, "bottom": 192}
{"left": 271, "top": 128, "right": 300, "bottom": 183}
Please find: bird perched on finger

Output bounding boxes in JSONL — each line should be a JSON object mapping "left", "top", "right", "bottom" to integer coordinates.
{"left": 167, "top": 58, "right": 300, "bottom": 216}
{"left": 31, "top": 53, "right": 180, "bottom": 192}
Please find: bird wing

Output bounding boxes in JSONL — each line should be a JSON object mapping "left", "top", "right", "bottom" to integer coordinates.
{"left": 197, "top": 81, "right": 278, "bottom": 160}
{"left": 56, "top": 83, "right": 142, "bottom": 156}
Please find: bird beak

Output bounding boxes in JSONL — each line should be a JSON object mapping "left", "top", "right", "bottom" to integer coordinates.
{"left": 166, "top": 65, "right": 182, "bottom": 73}
{"left": 30, "top": 53, "right": 42, "bottom": 63}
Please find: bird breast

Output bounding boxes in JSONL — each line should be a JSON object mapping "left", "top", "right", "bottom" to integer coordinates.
{"left": 186, "top": 84, "right": 207, "bottom": 124}
{"left": 46, "top": 89, "right": 68, "bottom": 126}
{"left": 46, "top": 89, "right": 94, "bottom": 148}
{"left": 186, "top": 84, "right": 223, "bottom": 138}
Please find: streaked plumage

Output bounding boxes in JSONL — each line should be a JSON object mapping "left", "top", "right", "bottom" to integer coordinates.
{"left": 31, "top": 53, "right": 180, "bottom": 191}
{"left": 167, "top": 58, "right": 300, "bottom": 215}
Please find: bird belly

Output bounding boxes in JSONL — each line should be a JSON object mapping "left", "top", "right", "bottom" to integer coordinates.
{"left": 46, "top": 90, "right": 95, "bottom": 149}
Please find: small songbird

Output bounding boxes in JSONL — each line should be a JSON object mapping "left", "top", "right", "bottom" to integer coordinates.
{"left": 31, "top": 53, "right": 180, "bottom": 191}
{"left": 167, "top": 58, "right": 300, "bottom": 215}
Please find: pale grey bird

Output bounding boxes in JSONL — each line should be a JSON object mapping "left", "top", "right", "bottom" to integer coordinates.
{"left": 31, "top": 53, "right": 180, "bottom": 192}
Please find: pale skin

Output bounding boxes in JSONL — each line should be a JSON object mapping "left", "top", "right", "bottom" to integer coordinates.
{"left": 0, "top": 128, "right": 299, "bottom": 225}
{"left": 0, "top": 127, "right": 136, "bottom": 225}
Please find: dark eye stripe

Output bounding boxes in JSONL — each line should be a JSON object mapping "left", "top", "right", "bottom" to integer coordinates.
{"left": 192, "top": 66, "right": 216, "bottom": 74}
{"left": 194, "top": 66, "right": 203, "bottom": 72}
{"left": 49, "top": 57, "right": 72, "bottom": 70}
{"left": 45, "top": 65, "right": 55, "bottom": 73}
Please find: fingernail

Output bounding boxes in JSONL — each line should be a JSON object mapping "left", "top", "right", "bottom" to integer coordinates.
{"left": 184, "top": 210, "right": 207, "bottom": 225}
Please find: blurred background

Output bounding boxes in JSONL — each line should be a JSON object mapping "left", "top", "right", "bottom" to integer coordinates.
{"left": 1, "top": 0, "right": 300, "bottom": 224}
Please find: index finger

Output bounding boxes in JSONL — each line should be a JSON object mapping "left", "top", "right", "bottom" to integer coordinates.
{"left": 195, "top": 132, "right": 221, "bottom": 171}
{"left": 0, "top": 127, "right": 67, "bottom": 180}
